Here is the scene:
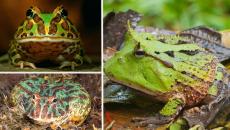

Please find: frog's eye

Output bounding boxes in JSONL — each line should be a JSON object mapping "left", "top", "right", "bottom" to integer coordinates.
{"left": 60, "top": 9, "right": 68, "bottom": 18}
{"left": 134, "top": 49, "right": 145, "bottom": 58}
{"left": 134, "top": 42, "right": 145, "bottom": 58}
{"left": 52, "top": 98, "right": 58, "bottom": 103}
{"left": 32, "top": 94, "right": 35, "bottom": 99}
{"left": 32, "top": 94, "right": 40, "bottom": 100}
{"left": 26, "top": 9, "right": 34, "bottom": 18}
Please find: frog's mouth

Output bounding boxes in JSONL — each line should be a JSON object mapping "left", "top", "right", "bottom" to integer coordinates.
{"left": 27, "top": 113, "right": 69, "bottom": 125}
{"left": 16, "top": 37, "right": 80, "bottom": 43}
{"left": 107, "top": 76, "right": 170, "bottom": 102}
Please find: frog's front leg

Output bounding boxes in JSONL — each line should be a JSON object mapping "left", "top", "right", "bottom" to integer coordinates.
{"left": 8, "top": 40, "right": 36, "bottom": 69}
{"left": 132, "top": 98, "right": 184, "bottom": 127}
{"left": 59, "top": 53, "right": 83, "bottom": 70}
{"left": 57, "top": 42, "right": 83, "bottom": 70}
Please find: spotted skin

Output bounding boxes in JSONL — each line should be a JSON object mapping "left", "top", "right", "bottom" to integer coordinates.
{"left": 11, "top": 76, "right": 91, "bottom": 127}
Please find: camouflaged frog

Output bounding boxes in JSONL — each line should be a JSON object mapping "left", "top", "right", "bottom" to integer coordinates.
{"left": 104, "top": 23, "right": 230, "bottom": 128}
{"left": 11, "top": 75, "right": 91, "bottom": 129}
{"left": 9, "top": 6, "right": 87, "bottom": 70}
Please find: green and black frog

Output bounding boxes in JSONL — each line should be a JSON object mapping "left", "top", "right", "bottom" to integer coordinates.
{"left": 104, "top": 23, "right": 230, "bottom": 129}
{"left": 9, "top": 6, "right": 88, "bottom": 70}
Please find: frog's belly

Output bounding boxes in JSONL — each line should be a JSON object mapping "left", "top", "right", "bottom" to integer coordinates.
{"left": 20, "top": 42, "right": 72, "bottom": 63}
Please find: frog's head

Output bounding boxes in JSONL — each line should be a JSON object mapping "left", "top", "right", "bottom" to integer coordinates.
{"left": 104, "top": 25, "right": 217, "bottom": 95}
{"left": 24, "top": 93, "right": 65, "bottom": 125}
{"left": 104, "top": 32, "right": 171, "bottom": 95}
{"left": 14, "top": 6, "right": 79, "bottom": 43}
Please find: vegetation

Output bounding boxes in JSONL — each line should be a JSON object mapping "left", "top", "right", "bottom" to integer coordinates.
{"left": 104, "top": 0, "right": 230, "bottom": 30}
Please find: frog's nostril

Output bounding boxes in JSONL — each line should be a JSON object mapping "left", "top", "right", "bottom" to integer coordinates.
{"left": 21, "top": 33, "right": 27, "bottom": 38}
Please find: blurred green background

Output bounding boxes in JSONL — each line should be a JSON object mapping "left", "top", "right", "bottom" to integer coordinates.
{"left": 104, "top": 0, "right": 230, "bottom": 30}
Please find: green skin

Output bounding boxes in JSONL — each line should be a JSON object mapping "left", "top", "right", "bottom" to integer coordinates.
{"left": 9, "top": 6, "right": 86, "bottom": 70}
{"left": 11, "top": 76, "right": 91, "bottom": 127}
{"left": 104, "top": 24, "right": 229, "bottom": 127}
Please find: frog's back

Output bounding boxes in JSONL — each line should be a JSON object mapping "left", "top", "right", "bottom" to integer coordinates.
{"left": 11, "top": 76, "right": 91, "bottom": 126}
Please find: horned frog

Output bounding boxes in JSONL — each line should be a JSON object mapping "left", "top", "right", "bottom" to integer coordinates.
{"left": 104, "top": 23, "right": 230, "bottom": 128}
{"left": 9, "top": 6, "right": 88, "bottom": 70}
{"left": 10, "top": 75, "right": 91, "bottom": 129}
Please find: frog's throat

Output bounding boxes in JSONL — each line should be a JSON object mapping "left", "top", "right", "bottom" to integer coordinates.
{"left": 108, "top": 76, "right": 169, "bottom": 102}
{"left": 16, "top": 37, "right": 80, "bottom": 43}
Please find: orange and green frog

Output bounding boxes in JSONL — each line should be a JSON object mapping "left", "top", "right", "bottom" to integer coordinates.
{"left": 9, "top": 6, "right": 88, "bottom": 70}
{"left": 11, "top": 75, "right": 91, "bottom": 129}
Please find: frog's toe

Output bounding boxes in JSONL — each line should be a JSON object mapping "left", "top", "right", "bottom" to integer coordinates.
{"left": 15, "top": 61, "right": 37, "bottom": 69}
{"left": 59, "top": 61, "right": 82, "bottom": 70}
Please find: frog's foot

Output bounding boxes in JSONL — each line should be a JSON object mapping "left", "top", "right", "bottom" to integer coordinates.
{"left": 14, "top": 61, "right": 36, "bottom": 69}
{"left": 182, "top": 105, "right": 209, "bottom": 127}
{"left": 132, "top": 98, "right": 184, "bottom": 127}
{"left": 183, "top": 87, "right": 227, "bottom": 127}
{"left": 132, "top": 113, "right": 174, "bottom": 127}
{"left": 183, "top": 105, "right": 222, "bottom": 128}
{"left": 59, "top": 61, "right": 82, "bottom": 70}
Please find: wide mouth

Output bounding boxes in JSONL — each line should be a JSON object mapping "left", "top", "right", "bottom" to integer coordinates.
{"left": 15, "top": 36, "right": 79, "bottom": 43}
{"left": 108, "top": 76, "right": 159, "bottom": 96}
{"left": 27, "top": 114, "right": 68, "bottom": 125}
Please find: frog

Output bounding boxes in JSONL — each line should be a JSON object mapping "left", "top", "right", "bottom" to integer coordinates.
{"left": 104, "top": 23, "right": 230, "bottom": 128}
{"left": 10, "top": 75, "right": 91, "bottom": 129}
{"left": 9, "top": 6, "right": 87, "bottom": 70}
